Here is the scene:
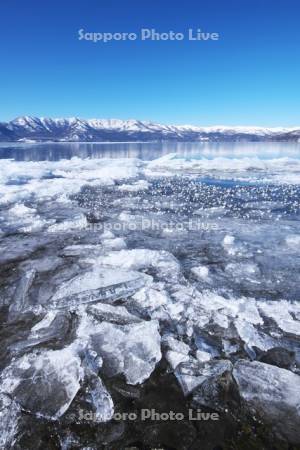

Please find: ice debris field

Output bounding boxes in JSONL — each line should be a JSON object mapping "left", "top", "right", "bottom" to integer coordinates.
{"left": 0, "top": 152, "right": 300, "bottom": 448}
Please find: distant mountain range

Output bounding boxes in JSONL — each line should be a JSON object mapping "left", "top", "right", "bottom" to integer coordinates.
{"left": 1, "top": 116, "right": 300, "bottom": 142}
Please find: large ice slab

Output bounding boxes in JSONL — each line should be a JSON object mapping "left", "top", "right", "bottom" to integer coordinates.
{"left": 233, "top": 360, "right": 300, "bottom": 444}
{"left": 0, "top": 346, "right": 83, "bottom": 419}
{"left": 50, "top": 268, "right": 148, "bottom": 309}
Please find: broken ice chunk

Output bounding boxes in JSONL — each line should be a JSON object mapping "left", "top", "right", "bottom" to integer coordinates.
{"left": 10, "top": 310, "right": 77, "bottom": 354}
{"left": 101, "top": 229, "right": 115, "bottom": 239}
{"left": 233, "top": 360, "right": 300, "bottom": 444}
{"left": 195, "top": 335, "right": 221, "bottom": 358}
{"left": 191, "top": 265, "right": 210, "bottom": 280}
{"left": 195, "top": 350, "right": 212, "bottom": 363}
{"left": 174, "top": 359, "right": 205, "bottom": 395}
{"left": 211, "top": 310, "right": 230, "bottom": 329}
{"left": 258, "top": 300, "right": 300, "bottom": 336}
{"left": 8, "top": 269, "right": 36, "bottom": 319}
{"left": 162, "top": 335, "right": 191, "bottom": 370}
{"left": 102, "top": 237, "right": 127, "bottom": 250}
{"left": 7, "top": 203, "right": 47, "bottom": 233}
{"left": 165, "top": 351, "right": 189, "bottom": 369}
{"left": 118, "top": 180, "right": 149, "bottom": 192}
{"left": 223, "top": 234, "right": 235, "bottom": 246}
{"left": 0, "top": 346, "right": 83, "bottom": 420}
{"left": 89, "top": 320, "right": 161, "bottom": 384}
{"left": 84, "top": 370, "right": 114, "bottom": 422}
{"left": 234, "top": 319, "right": 275, "bottom": 355}
{"left": 175, "top": 358, "right": 232, "bottom": 396}
{"left": 225, "top": 262, "right": 260, "bottom": 282}
{"left": 222, "top": 339, "right": 240, "bottom": 357}
{"left": 50, "top": 268, "right": 148, "bottom": 309}
{"left": 162, "top": 335, "right": 190, "bottom": 355}
{"left": 191, "top": 360, "right": 238, "bottom": 412}
{"left": 61, "top": 244, "right": 103, "bottom": 257}
{"left": 285, "top": 234, "right": 300, "bottom": 249}
{"left": 132, "top": 285, "right": 169, "bottom": 314}
{"left": 235, "top": 299, "right": 263, "bottom": 325}
{"left": 0, "top": 393, "right": 21, "bottom": 449}
{"left": 100, "top": 249, "right": 181, "bottom": 281}
{"left": 87, "top": 303, "right": 141, "bottom": 325}
{"left": 47, "top": 213, "right": 88, "bottom": 232}
{"left": 30, "top": 310, "right": 57, "bottom": 333}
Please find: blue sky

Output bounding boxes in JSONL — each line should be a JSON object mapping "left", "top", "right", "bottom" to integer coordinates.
{"left": 1, "top": 0, "right": 300, "bottom": 126}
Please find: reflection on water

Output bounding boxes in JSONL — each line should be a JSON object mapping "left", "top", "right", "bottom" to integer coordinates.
{"left": 0, "top": 141, "right": 300, "bottom": 162}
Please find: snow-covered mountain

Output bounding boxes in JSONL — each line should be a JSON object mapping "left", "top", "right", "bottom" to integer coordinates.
{"left": 1, "top": 116, "right": 300, "bottom": 142}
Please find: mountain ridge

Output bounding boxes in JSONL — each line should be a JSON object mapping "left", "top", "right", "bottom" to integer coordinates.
{"left": 1, "top": 116, "right": 300, "bottom": 142}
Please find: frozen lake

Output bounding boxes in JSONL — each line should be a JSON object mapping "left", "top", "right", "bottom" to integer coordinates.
{"left": 1, "top": 140, "right": 300, "bottom": 162}
{"left": 0, "top": 141, "right": 300, "bottom": 447}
